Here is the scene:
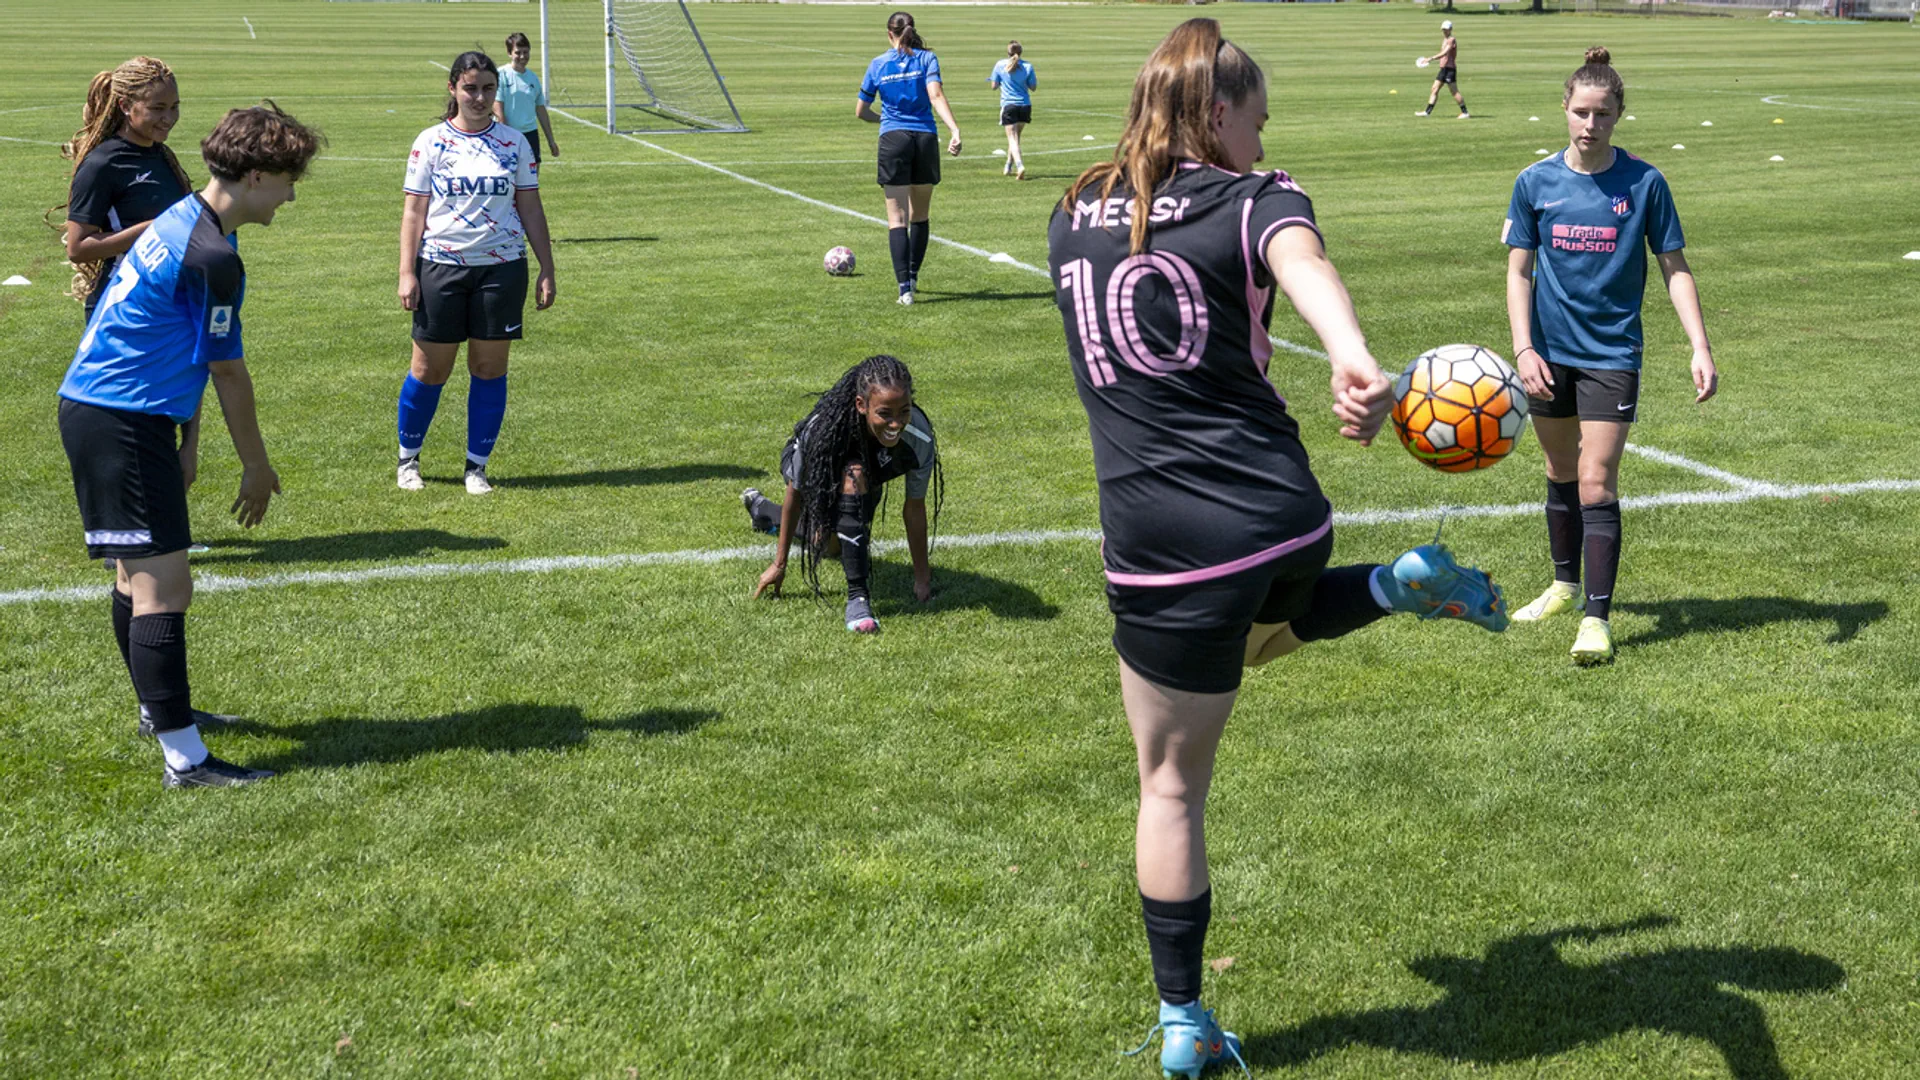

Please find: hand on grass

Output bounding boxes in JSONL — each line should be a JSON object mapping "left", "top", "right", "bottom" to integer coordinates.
{"left": 231, "top": 464, "right": 280, "bottom": 529}
{"left": 753, "top": 561, "right": 785, "bottom": 599}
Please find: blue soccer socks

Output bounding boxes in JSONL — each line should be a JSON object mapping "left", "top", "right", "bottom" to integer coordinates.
{"left": 397, "top": 373, "right": 444, "bottom": 461}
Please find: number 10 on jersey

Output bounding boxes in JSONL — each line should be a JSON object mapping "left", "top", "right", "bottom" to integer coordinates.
{"left": 1058, "top": 252, "right": 1210, "bottom": 388}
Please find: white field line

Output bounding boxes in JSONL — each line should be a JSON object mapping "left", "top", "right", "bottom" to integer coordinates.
{"left": 1622, "top": 443, "right": 1782, "bottom": 493}
{"left": 243, "top": 16, "right": 256, "bottom": 39}
{"left": 317, "top": 142, "right": 1112, "bottom": 168}
{"left": 710, "top": 34, "right": 862, "bottom": 58}
{"left": 0, "top": 134, "right": 63, "bottom": 146}
{"left": 0, "top": 104, "right": 68, "bottom": 116}
{"left": 5, "top": 478, "right": 1917, "bottom": 608}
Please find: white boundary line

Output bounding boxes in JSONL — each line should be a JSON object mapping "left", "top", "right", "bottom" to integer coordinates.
{"left": 710, "top": 34, "right": 862, "bottom": 58}
{"left": 243, "top": 16, "right": 256, "bottom": 39}
{"left": 1623, "top": 442, "right": 1782, "bottom": 494}
{"left": 315, "top": 143, "right": 1113, "bottom": 169}
{"left": 5, "top": 478, "right": 1917, "bottom": 608}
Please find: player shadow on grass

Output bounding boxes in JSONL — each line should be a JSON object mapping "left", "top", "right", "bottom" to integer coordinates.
{"left": 551, "top": 235, "right": 658, "bottom": 244}
{"left": 868, "top": 561, "right": 1058, "bottom": 620}
{"left": 428, "top": 463, "right": 762, "bottom": 490}
{"left": 193, "top": 529, "right": 507, "bottom": 565}
{"left": 1243, "top": 915, "right": 1844, "bottom": 1080}
{"left": 1614, "top": 597, "right": 1889, "bottom": 648}
{"left": 236, "top": 703, "right": 718, "bottom": 772}
{"left": 908, "top": 289, "right": 1056, "bottom": 305}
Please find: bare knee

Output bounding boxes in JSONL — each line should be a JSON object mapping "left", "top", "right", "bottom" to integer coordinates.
{"left": 1578, "top": 466, "right": 1618, "bottom": 505}
{"left": 841, "top": 462, "right": 867, "bottom": 496}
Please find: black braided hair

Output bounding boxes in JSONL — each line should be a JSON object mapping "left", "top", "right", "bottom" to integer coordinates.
{"left": 791, "top": 355, "right": 944, "bottom": 597}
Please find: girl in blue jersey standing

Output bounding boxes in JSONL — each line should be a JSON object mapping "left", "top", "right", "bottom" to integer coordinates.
{"left": 1048, "top": 20, "right": 1507, "bottom": 1078}
{"left": 396, "top": 51, "right": 557, "bottom": 495}
{"left": 1503, "top": 47, "right": 1718, "bottom": 665}
{"left": 856, "top": 11, "right": 962, "bottom": 306}
{"left": 58, "top": 104, "right": 322, "bottom": 788}
{"left": 988, "top": 41, "right": 1036, "bottom": 180}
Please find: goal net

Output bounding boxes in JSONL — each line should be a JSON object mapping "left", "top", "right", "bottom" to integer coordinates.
{"left": 540, "top": 0, "right": 747, "bottom": 134}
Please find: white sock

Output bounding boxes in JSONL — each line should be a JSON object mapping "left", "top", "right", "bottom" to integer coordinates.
{"left": 1368, "top": 566, "right": 1394, "bottom": 612}
{"left": 155, "top": 724, "right": 209, "bottom": 772}
{"left": 400, "top": 446, "right": 421, "bottom": 463}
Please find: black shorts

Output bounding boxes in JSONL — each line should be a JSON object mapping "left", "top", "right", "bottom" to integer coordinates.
{"left": 412, "top": 258, "right": 529, "bottom": 344}
{"left": 1107, "top": 514, "right": 1337, "bottom": 696}
{"left": 999, "top": 104, "right": 1032, "bottom": 127}
{"left": 1528, "top": 360, "right": 1640, "bottom": 423}
{"left": 877, "top": 130, "right": 941, "bottom": 187}
{"left": 1437, "top": 66, "right": 1458, "bottom": 85}
{"left": 58, "top": 398, "right": 193, "bottom": 561}
{"left": 520, "top": 130, "right": 542, "bottom": 165}
{"left": 780, "top": 440, "right": 880, "bottom": 529}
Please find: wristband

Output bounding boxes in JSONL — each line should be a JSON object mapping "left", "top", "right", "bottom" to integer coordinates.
{"left": 1514, "top": 346, "right": 1540, "bottom": 361}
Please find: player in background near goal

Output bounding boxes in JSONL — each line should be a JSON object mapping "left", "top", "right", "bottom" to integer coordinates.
{"left": 1047, "top": 20, "right": 1508, "bottom": 1077}
{"left": 988, "top": 41, "right": 1036, "bottom": 180}
{"left": 57, "top": 103, "right": 322, "bottom": 788}
{"left": 1503, "top": 47, "right": 1717, "bottom": 665}
{"left": 1418, "top": 20, "right": 1468, "bottom": 119}
{"left": 856, "top": 11, "right": 962, "bottom": 306}
{"left": 396, "top": 51, "right": 556, "bottom": 495}
{"left": 744, "top": 355, "right": 941, "bottom": 634}
{"left": 494, "top": 33, "right": 560, "bottom": 165}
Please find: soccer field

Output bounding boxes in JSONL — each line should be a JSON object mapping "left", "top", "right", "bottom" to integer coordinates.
{"left": 3, "top": 1, "right": 1919, "bottom": 1075}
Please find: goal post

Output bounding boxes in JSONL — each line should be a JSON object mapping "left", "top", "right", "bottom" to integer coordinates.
{"left": 540, "top": 0, "right": 748, "bottom": 134}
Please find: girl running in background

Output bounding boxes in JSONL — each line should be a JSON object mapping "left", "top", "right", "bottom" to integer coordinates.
{"left": 396, "top": 51, "right": 556, "bottom": 495}
{"left": 744, "top": 355, "right": 941, "bottom": 634}
{"left": 1048, "top": 19, "right": 1506, "bottom": 1077}
{"left": 494, "top": 32, "right": 560, "bottom": 164}
{"left": 57, "top": 57, "right": 193, "bottom": 320}
{"left": 988, "top": 41, "right": 1036, "bottom": 180}
{"left": 1504, "top": 46, "right": 1717, "bottom": 665}
{"left": 856, "top": 11, "right": 962, "bottom": 306}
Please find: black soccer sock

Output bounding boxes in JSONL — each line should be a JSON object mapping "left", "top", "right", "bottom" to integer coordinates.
{"left": 110, "top": 587, "right": 134, "bottom": 676}
{"left": 836, "top": 493, "right": 872, "bottom": 601}
{"left": 1141, "top": 890, "right": 1211, "bottom": 1006}
{"left": 1581, "top": 500, "right": 1622, "bottom": 620}
{"left": 1458, "top": 98, "right": 1469, "bottom": 114}
{"left": 908, "top": 220, "right": 930, "bottom": 281}
{"left": 128, "top": 612, "right": 193, "bottom": 734}
{"left": 1292, "top": 564, "right": 1392, "bottom": 642}
{"left": 889, "top": 227, "right": 911, "bottom": 291}
{"left": 1546, "top": 480, "right": 1583, "bottom": 585}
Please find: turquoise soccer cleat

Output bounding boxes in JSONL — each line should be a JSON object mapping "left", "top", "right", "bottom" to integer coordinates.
{"left": 1377, "top": 543, "right": 1510, "bottom": 633}
{"left": 1124, "top": 1000, "right": 1249, "bottom": 1079}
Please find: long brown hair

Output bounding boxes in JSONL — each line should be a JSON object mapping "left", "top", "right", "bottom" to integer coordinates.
{"left": 1061, "top": 19, "right": 1263, "bottom": 254}
{"left": 887, "top": 11, "right": 926, "bottom": 54}
{"left": 52, "top": 57, "right": 195, "bottom": 302}
{"left": 1565, "top": 46, "right": 1624, "bottom": 110}
{"left": 1002, "top": 41, "right": 1023, "bottom": 73}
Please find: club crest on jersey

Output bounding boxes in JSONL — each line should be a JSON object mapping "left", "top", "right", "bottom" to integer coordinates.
{"left": 209, "top": 306, "right": 233, "bottom": 338}
{"left": 1611, "top": 195, "right": 1631, "bottom": 216}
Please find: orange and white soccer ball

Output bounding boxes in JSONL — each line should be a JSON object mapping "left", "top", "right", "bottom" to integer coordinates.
{"left": 1391, "top": 344, "right": 1529, "bottom": 472}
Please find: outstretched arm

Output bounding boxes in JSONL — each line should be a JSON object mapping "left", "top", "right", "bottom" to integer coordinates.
{"left": 1266, "top": 226, "right": 1391, "bottom": 444}
{"left": 1657, "top": 248, "right": 1717, "bottom": 403}
{"left": 903, "top": 496, "right": 931, "bottom": 602}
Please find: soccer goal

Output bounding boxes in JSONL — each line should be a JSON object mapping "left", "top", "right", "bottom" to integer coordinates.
{"left": 540, "top": 0, "right": 747, "bottom": 134}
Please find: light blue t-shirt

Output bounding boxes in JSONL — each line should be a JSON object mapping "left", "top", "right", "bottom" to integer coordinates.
{"left": 498, "top": 65, "right": 547, "bottom": 133}
{"left": 62, "top": 195, "right": 245, "bottom": 422}
{"left": 1503, "top": 148, "right": 1685, "bottom": 371}
{"left": 988, "top": 59, "right": 1036, "bottom": 108}
{"left": 859, "top": 48, "right": 942, "bottom": 134}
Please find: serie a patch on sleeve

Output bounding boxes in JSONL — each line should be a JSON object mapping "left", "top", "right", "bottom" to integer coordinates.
{"left": 210, "top": 306, "right": 234, "bottom": 337}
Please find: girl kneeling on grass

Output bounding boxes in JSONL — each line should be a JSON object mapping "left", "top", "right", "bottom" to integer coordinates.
{"left": 743, "top": 355, "right": 941, "bottom": 633}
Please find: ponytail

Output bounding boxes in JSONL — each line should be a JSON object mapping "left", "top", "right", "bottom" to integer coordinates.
{"left": 1565, "top": 46, "right": 1625, "bottom": 110}
{"left": 1003, "top": 41, "right": 1023, "bottom": 73}
{"left": 887, "top": 11, "right": 926, "bottom": 54}
{"left": 49, "top": 57, "right": 191, "bottom": 304}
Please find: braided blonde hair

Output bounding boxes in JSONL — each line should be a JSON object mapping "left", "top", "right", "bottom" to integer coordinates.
{"left": 51, "top": 57, "right": 194, "bottom": 303}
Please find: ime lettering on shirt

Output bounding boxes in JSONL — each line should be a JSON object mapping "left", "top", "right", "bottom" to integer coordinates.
{"left": 61, "top": 195, "right": 244, "bottom": 423}
{"left": 1503, "top": 149, "right": 1685, "bottom": 371}
{"left": 403, "top": 121, "right": 539, "bottom": 265}
{"left": 1047, "top": 163, "right": 1331, "bottom": 586}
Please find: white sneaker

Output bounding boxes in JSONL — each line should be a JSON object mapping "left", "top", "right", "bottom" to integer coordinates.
{"left": 397, "top": 457, "right": 424, "bottom": 491}
{"left": 896, "top": 290, "right": 914, "bottom": 307}
{"left": 463, "top": 464, "right": 493, "bottom": 495}
{"left": 1416, "top": 109, "right": 1431, "bottom": 117}
{"left": 1457, "top": 111, "right": 1471, "bottom": 120}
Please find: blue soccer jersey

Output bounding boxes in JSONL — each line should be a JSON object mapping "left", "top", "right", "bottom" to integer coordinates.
{"left": 1503, "top": 149, "right": 1685, "bottom": 371}
{"left": 989, "top": 59, "right": 1036, "bottom": 107}
{"left": 859, "top": 48, "right": 941, "bottom": 134}
{"left": 60, "top": 195, "right": 244, "bottom": 423}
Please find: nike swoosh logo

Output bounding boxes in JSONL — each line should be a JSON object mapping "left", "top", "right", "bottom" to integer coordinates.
{"left": 1543, "top": 199, "right": 1566, "bottom": 208}
{"left": 504, "top": 324, "right": 521, "bottom": 332}
{"left": 836, "top": 533, "right": 864, "bottom": 547}
{"left": 1616, "top": 402, "right": 1634, "bottom": 411}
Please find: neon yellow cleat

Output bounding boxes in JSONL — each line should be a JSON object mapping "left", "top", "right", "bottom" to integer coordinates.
{"left": 1512, "top": 581, "right": 1579, "bottom": 623}
{"left": 1570, "top": 616, "right": 1614, "bottom": 666}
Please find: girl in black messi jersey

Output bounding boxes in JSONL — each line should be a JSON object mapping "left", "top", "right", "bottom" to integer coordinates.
{"left": 1046, "top": 19, "right": 1508, "bottom": 1077}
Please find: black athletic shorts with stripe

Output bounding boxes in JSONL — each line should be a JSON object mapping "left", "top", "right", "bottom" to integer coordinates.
{"left": 59, "top": 399, "right": 193, "bottom": 560}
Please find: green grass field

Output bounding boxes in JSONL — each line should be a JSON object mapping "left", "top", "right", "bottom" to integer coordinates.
{"left": 3, "top": 2, "right": 1919, "bottom": 1076}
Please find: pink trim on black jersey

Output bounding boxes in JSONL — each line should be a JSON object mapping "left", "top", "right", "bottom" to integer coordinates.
{"left": 1104, "top": 512, "right": 1333, "bottom": 587}
{"left": 1240, "top": 198, "right": 1275, "bottom": 372}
